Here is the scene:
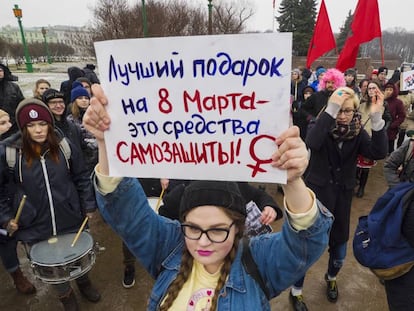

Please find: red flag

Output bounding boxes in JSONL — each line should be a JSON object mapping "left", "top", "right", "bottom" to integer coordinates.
{"left": 336, "top": 0, "right": 382, "bottom": 71}
{"left": 306, "top": 0, "right": 336, "bottom": 68}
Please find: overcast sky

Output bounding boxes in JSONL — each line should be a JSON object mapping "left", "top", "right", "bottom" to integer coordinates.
{"left": 1, "top": 0, "right": 413, "bottom": 33}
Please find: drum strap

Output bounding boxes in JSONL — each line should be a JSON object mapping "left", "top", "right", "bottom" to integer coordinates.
{"left": 22, "top": 243, "right": 32, "bottom": 261}
{"left": 58, "top": 137, "right": 71, "bottom": 170}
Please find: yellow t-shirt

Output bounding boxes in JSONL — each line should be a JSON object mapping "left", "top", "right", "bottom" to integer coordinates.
{"left": 166, "top": 261, "right": 221, "bottom": 311}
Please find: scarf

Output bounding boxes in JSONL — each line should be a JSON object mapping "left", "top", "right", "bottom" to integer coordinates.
{"left": 330, "top": 112, "right": 362, "bottom": 142}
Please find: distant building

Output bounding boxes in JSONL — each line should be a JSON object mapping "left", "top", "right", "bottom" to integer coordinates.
{"left": 0, "top": 25, "right": 93, "bottom": 56}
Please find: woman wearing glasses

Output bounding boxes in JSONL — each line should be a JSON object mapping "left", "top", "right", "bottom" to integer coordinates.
{"left": 356, "top": 81, "right": 392, "bottom": 198}
{"left": 83, "top": 85, "right": 334, "bottom": 311}
{"left": 42, "top": 88, "right": 84, "bottom": 153}
{"left": 288, "top": 86, "right": 388, "bottom": 311}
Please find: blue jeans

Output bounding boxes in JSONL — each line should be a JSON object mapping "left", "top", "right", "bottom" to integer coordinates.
{"left": 0, "top": 237, "right": 20, "bottom": 273}
{"left": 293, "top": 242, "right": 347, "bottom": 289}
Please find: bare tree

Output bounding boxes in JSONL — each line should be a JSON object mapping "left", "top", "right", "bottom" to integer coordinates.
{"left": 0, "top": 37, "right": 8, "bottom": 57}
{"left": 90, "top": 0, "right": 138, "bottom": 40}
{"left": 88, "top": 0, "right": 253, "bottom": 40}
{"left": 213, "top": 3, "right": 253, "bottom": 34}
{"left": 362, "top": 29, "right": 414, "bottom": 63}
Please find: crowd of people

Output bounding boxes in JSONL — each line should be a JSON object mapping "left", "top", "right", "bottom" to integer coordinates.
{"left": 289, "top": 64, "right": 414, "bottom": 311}
{"left": 0, "top": 60, "right": 413, "bottom": 311}
{"left": 0, "top": 63, "right": 101, "bottom": 310}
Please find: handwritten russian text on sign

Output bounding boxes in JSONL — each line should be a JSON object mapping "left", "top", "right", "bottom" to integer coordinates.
{"left": 94, "top": 33, "right": 292, "bottom": 183}
{"left": 401, "top": 70, "right": 414, "bottom": 91}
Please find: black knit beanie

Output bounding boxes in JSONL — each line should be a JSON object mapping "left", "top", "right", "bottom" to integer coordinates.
{"left": 179, "top": 180, "right": 246, "bottom": 219}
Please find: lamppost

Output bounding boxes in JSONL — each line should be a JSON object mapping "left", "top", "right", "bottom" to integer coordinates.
{"left": 12, "top": 4, "right": 33, "bottom": 73}
{"left": 41, "top": 27, "right": 52, "bottom": 64}
{"left": 207, "top": 0, "right": 213, "bottom": 35}
{"left": 142, "top": 0, "right": 148, "bottom": 37}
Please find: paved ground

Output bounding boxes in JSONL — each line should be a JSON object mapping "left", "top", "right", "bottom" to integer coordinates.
{"left": 0, "top": 63, "right": 390, "bottom": 310}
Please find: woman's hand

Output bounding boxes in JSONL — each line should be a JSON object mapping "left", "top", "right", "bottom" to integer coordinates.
{"left": 273, "top": 126, "right": 313, "bottom": 214}
{"left": 370, "top": 88, "right": 384, "bottom": 114}
{"left": 6, "top": 219, "right": 18, "bottom": 235}
{"left": 83, "top": 84, "right": 112, "bottom": 175}
{"left": 260, "top": 206, "right": 277, "bottom": 225}
{"left": 83, "top": 84, "right": 111, "bottom": 141}
{"left": 271, "top": 126, "right": 308, "bottom": 182}
{"left": 328, "top": 88, "right": 351, "bottom": 110}
{"left": 160, "top": 179, "right": 170, "bottom": 190}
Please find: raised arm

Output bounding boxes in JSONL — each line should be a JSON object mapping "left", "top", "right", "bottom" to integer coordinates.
{"left": 82, "top": 84, "right": 111, "bottom": 175}
{"left": 271, "top": 126, "right": 312, "bottom": 214}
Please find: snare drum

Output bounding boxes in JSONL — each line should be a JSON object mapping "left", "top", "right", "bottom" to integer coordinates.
{"left": 30, "top": 232, "right": 96, "bottom": 284}
{"left": 147, "top": 197, "right": 163, "bottom": 214}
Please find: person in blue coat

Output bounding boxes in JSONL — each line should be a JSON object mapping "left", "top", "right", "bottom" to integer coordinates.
{"left": 83, "top": 85, "right": 333, "bottom": 310}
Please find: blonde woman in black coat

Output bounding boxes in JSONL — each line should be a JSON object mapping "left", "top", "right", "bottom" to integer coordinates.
{"left": 289, "top": 87, "right": 388, "bottom": 310}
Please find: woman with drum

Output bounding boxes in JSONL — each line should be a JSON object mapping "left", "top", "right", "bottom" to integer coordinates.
{"left": 0, "top": 108, "right": 36, "bottom": 295}
{"left": 83, "top": 85, "right": 333, "bottom": 310}
{"left": 0, "top": 99, "right": 100, "bottom": 311}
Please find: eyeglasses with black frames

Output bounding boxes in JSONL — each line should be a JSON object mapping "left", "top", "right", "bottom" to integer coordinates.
{"left": 338, "top": 109, "right": 355, "bottom": 116}
{"left": 181, "top": 222, "right": 235, "bottom": 243}
{"left": 48, "top": 99, "right": 65, "bottom": 107}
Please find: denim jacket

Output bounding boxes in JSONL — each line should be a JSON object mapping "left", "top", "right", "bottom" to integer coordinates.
{"left": 95, "top": 177, "right": 333, "bottom": 310}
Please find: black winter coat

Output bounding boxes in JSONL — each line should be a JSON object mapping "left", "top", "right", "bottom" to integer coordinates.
{"left": 0, "top": 133, "right": 96, "bottom": 244}
{"left": 305, "top": 112, "right": 388, "bottom": 245}
{"left": 297, "top": 90, "right": 332, "bottom": 140}
{"left": 0, "top": 64, "right": 24, "bottom": 138}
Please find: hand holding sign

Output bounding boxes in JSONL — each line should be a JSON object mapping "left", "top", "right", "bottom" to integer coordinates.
{"left": 84, "top": 84, "right": 111, "bottom": 141}
{"left": 271, "top": 126, "right": 308, "bottom": 182}
{"left": 93, "top": 33, "right": 292, "bottom": 183}
{"left": 271, "top": 125, "right": 313, "bottom": 215}
{"left": 83, "top": 84, "right": 111, "bottom": 175}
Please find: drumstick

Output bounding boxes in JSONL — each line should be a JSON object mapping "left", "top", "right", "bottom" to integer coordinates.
{"left": 155, "top": 188, "right": 165, "bottom": 212}
{"left": 9, "top": 195, "right": 27, "bottom": 237}
{"left": 71, "top": 216, "right": 89, "bottom": 247}
{"left": 14, "top": 195, "right": 27, "bottom": 223}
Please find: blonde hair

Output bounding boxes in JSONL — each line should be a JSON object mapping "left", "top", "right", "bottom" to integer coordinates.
{"left": 71, "top": 100, "right": 81, "bottom": 119}
{"left": 335, "top": 86, "right": 360, "bottom": 110}
{"left": 33, "top": 79, "right": 51, "bottom": 99}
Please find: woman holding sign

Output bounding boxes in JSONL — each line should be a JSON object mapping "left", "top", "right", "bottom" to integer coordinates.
{"left": 289, "top": 87, "right": 388, "bottom": 310}
{"left": 83, "top": 85, "right": 333, "bottom": 310}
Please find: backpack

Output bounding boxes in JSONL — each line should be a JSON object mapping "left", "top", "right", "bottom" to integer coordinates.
{"left": 353, "top": 182, "right": 414, "bottom": 280}
{"left": 6, "top": 137, "right": 71, "bottom": 182}
{"left": 399, "top": 140, "right": 414, "bottom": 182}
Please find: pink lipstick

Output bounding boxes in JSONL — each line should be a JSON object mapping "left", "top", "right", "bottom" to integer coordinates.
{"left": 197, "top": 250, "right": 213, "bottom": 256}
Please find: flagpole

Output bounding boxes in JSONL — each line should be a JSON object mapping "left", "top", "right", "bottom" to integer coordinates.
{"left": 272, "top": 1, "right": 276, "bottom": 32}
{"left": 379, "top": 36, "right": 385, "bottom": 66}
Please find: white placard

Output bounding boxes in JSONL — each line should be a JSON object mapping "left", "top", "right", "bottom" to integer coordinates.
{"left": 401, "top": 70, "right": 414, "bottom": 91}
{"left": 94, "top": 33, "right": 292, "bottom": 183}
